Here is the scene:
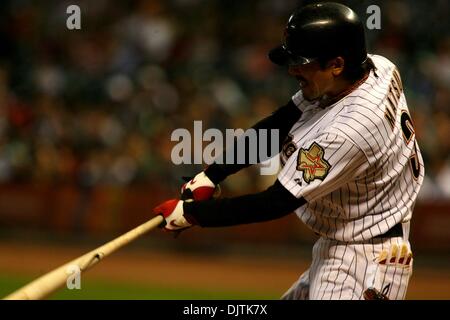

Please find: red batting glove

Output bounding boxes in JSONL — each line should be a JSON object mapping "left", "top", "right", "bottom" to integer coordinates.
{"left": 181, "top": 171, "right": 221, "bottom": 201}
{"left": 153, "top": 199, "right": 193, "bottom": 232}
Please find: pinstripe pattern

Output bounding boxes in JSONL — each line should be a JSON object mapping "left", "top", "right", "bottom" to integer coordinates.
{"left": 279, "top": 55, "right": 422, "bottom": 300}
{"left": 282, "top": 237, "right": 413, "bottom": 300}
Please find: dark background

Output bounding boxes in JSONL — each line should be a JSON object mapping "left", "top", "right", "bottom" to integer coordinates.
{"left": 0, "top": 0, "right": 449, "bottom": 299}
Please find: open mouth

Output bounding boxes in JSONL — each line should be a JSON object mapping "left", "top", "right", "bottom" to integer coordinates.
{"left": 298, "top": 77, "right": 308, "bottom": 89}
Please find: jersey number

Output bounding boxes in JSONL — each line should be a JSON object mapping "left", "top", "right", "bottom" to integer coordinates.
{"left": 385, "top": 69, "right": 420, "bottom": 180}
{"left": 400, "top": 111, "right": 420, "bottom": 180}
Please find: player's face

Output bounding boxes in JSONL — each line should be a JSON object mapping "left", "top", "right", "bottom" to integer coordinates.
{"left": 288, "top": 59, "right": 342, "bottom": 101}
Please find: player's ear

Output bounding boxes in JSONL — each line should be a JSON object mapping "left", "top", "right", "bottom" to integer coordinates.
{"left": 330, "top": 57, "right": 345, "bottom": 77}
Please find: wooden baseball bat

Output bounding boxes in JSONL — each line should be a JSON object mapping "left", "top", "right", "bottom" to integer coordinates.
{"left": 3, "top": 215, "right": 164, "bottom": 300}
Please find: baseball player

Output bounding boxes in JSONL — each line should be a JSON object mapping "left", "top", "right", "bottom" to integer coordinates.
{"left": 153, "top": 2, "right": 424, "bottom": 300}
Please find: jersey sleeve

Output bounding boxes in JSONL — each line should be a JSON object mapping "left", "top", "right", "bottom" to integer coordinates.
{"left": 277, "top": 132, "right": 368, "bottom": 202}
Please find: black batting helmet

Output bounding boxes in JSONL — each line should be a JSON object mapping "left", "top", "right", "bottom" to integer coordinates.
{"left": 269, "top": 2, "right": 367, "bottom": 67}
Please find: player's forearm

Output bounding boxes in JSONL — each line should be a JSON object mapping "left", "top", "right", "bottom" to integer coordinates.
{"left": 184, "top": 179, "right": 306, "bottom": 227}
{"left": 205, "top": 100, "right": 302, "bottom": 184}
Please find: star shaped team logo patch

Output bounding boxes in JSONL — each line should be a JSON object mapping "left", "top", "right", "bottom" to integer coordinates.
{"left": 297, "top": 142, "right": 331, "bottom": 183}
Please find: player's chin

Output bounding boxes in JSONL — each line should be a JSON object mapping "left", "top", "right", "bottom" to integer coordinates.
{"left": 302, "top": 89, "right": 318, "bottom": 101}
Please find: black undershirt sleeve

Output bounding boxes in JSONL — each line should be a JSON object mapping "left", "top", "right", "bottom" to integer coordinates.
{"left": 204, "top": 100, "right": 302, "bottom": 184}
{"left": 183, "top": 179, "right": 306, "bottom": 227}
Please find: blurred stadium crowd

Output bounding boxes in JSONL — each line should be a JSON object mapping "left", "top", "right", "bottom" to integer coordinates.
{"left": 0, "top": 0, "right": 449, "bottom": 199}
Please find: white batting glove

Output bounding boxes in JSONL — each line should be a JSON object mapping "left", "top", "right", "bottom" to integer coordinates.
{"left": 181, "top": 171, "right": 221, "bottom": 201}
{"left": 153, "top": 199, "right": 192, "bottom": 232}
{"left": 377, "top": 243, "right": 412, "bottom": 266}
{"left": 364, "top": 243, "right": 413, "bottom": 300}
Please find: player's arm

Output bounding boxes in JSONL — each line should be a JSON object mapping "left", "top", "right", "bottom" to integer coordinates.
{"left": 181, "top": 100, "right": 302, "bottom": 201}
{"left": 205, "top": 99, "right": 302, "bottom": 184}
{"left": 154, "top": 179, "right": 306, "bottom": 231}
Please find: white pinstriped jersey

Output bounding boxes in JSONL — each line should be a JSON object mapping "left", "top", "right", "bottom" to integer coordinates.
{"left": 278, "top": 54, "right": 424, "bottom": 242}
